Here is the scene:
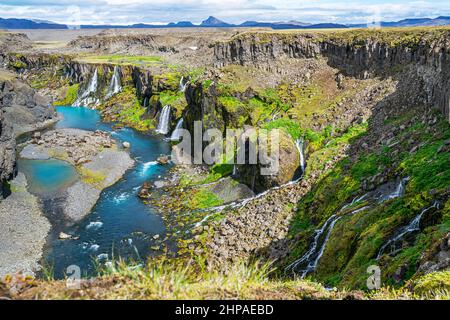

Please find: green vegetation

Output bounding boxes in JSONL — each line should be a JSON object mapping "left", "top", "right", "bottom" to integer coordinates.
{"left": 76, "top": 55, "right": 163, "bottom": 67}
{"left": 6, "top": 258, "right": 447, "bottom": 300}
{"left": 187, "top": 188, "right": 224, "bottom": 210}
{"left": 54, "top": 84, "right": 79, "bottom": 106}
{"left": 97, "top": 86, "right": 153, "bottom": 131}
{"left": 286, "top": 110, "right": 450, "bottom": 290}
{"left": 159, "top": 90, "right": 186, "bottom": 117}
{"left": 78, "top": 167, "right": 106, "bottom": 189}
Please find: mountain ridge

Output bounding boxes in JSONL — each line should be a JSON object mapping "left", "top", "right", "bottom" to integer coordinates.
{"left": 1, "top": 15, "right": 450, "bottom": 30}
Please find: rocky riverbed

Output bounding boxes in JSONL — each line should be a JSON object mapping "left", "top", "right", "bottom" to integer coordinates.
{"left": 20, "top": 128, "right": 134, "bottom": 224}
{"left": 0, "top": 173, "right": 50, "bottom": 278}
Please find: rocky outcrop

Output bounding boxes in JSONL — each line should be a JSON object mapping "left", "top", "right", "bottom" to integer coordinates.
{"left": 0, "top": 105, "right": 15, "bottom": 199}
{"left": 0, "top": 76, "right": 54, "bottom": 136}
{"left": 236, "top": 130, "right": 301, "bottom": 193}
{"left": 0, "top": 72, "right": 55, "bottom": 198}
{"left": 184, "top": 82, "right": 226, "bottom": 137}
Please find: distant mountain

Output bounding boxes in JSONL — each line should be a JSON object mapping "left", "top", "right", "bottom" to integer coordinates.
{"left": 1, "top": 15, "right": 449, "bottom": 30}
{"left": 167, "top": 21, "right": 195, "bottom": 27}
{"left": 200, "top": 16, "right": 233, "bottom": 27}
{"left": 349, "top": 16, "right": 450, "bottom": 28}
{"left": 0, "top": 18, "right": 67, "bottom": 29}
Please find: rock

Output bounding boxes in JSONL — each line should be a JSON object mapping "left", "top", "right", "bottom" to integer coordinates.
{"left": 33, "top": 132, "right": 41, "bottom": 139}
{"left": 157, "top": 155, "right": 169, "bottom": 165}
{"left": 122, "top": 141, "right": 131, "bottom": 148}
{"left": 154, "top": 180, "right": 168, "bottom": 189}
{"left": 138, "top": 182, "right": 152, "bottom": 199}
{"left": 237, "top": 130, "right": 301, "bottom": 193}
{"left": 58, "top": 232, "right": 72, "bottom": 240}
{"left": 153, "top": 234, "right": 160, "bottom": 240}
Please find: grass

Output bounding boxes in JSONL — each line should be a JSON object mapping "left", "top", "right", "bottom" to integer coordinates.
{"left": 97, "top": 86, "right": 153, "bottom": 131}
{"left": 75, "top": 55, "right": 163, "bottom": 67}
{"left": 78, "top": 167, "right": 106, "bottom": 189}
{"left": 5, "top": 258, "right": 448, "bottom": 300}
{"left": 286, "top": 109, "right": 450, "bottom": 290}
{"left": 54, "top": 84, "right": 79, "bottom": 106}
{"left": 187, "top": 189, "right": 224, "bottom": 210}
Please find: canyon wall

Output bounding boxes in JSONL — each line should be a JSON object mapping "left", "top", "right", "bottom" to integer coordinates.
{"left": 214, "top": 31, "right": 450, "bottom": 121}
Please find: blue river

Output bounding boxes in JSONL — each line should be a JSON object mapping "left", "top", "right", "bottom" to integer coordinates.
{"left": 19, "top": 106, "right": 172, "bottom": 278}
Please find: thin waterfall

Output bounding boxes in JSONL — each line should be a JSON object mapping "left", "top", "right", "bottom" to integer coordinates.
{"left": 156, "top": 105, "right": 171, "bottom": 135}
{"left": 295, "top": 139, "right": 306, "bottom": 173}
{"left": 170, "top": 118, "right": 184, "bottom": 141}
{"left": 74, "top": 68, "right": 99, "bottom": 107}
{"left": 106, "top": 66, "right": 122, "bottom": 98}
{"left": 379, "top": 177, "right": 409, "bottom": 202}
{"left": 377, "top": 201, "right": 439, "bottom": 259}
{"left": 179, "top": 76, "right": 187, "bottom": 92}
{"left": 198, "top": 139, "right": 308, "bottom": 214}
{"left": 87, "top": 68, "right": 98, "bottom": 95}
{"left": 285, "top": 206, "right": 369, "bottom": 277}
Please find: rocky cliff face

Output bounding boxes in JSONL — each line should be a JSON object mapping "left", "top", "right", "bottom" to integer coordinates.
{"left": 0, "top": 77, "right": 54, "bottom": 136}
{"left": 0, "top": 106, "right": 15, "bottom": 199}
{"left": 214, "top": 30, "right": 450, "bottom": 121}
{"left": 0, "top": 73, "right": 55, "bottom": 198}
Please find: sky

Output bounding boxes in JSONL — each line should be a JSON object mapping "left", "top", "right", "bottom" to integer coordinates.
{"left": 0, "top": 0, "right": 449, "bottom": 26}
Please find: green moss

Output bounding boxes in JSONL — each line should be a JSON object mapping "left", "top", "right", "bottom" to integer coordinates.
{"left": 76, "top": 55, "right": 163, "bottom": 67}
{"left": 262, "top": 118, "right": 302, "bottom": 140}
{"left": 97, "top": 86, "right": 152, "bottom": 131}
{"left": 218, "top": 96, "right": 245, "bottom": 113}
{"left": 78, "top": 167, "right": 106, "bottom": 189}
{"left": 54, "top": 84, "right": 79, "bottom": 106}
{"left": 412, "top": 271, "right": 450, "bottom": 296}
{"left": 188, "top": 189, "right": 224, "bottom": 210}
{"left": 159, "top": 90, "right": 187, "bottom": 117}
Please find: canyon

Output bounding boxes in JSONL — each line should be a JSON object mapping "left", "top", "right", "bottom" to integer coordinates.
{"left": 0, "top": 26, "right": 448, "bottom": 299}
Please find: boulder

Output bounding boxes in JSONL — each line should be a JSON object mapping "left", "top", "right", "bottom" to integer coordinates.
{"left": 122, "top": 141, "right": 131, "bottom": 148}
{"left": 157, "top": 155, "right": 169, "bottom": 165}
{"left": 236, "top": 130, "right": 301, "bottom": 193}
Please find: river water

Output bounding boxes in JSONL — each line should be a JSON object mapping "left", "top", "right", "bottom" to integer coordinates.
{"left": 19, "top": 106, "right": 171, "bottom": 278}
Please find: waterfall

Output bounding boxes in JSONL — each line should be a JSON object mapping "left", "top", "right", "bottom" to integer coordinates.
{"left": 156, "top": 105, "right": 171, "bottom": 135}
{"left": 378, "top": 177, "right": 409, "bottom": 202}
{"left": 179, "top": 76, "right": 187, "bottom": 92}
{"left": 87, "top": 68, "right": 98, "bottom": 95}
{"left": 232, "top": 165, "right": 237, "bottom": 177}
{"left": 377, "top": 202, "right": 439, "bottom": 259}
{"left": 170, "top": 118, "right": 184, "bottom": 141}
{"left": 73, "top": 68, "right": 99, "bottom": 107}
{"left": 285, "top": 205, "right": 369, "bottom": 277}
{"left": 106, "top": 66, "right": 122, "bottom": 98}
{"left": 295, "top": 139, "right": 306, "bottom": 173}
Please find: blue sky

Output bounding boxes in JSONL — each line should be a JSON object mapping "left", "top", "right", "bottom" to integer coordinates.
{"left": 0, "top": 0, "right": 449, "bottom": 25}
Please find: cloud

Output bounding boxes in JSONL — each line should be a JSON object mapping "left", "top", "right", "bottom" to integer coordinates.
{"left": 0, "top": 0, "right": 449, "bottom": 25}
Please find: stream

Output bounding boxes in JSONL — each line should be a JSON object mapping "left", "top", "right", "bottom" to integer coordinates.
{"left": 19, "top": 106, "right": 172, "bottom": 278}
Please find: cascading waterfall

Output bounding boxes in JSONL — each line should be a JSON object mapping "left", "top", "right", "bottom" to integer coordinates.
{"left": 156, "top": 105, "right": 171, "bottom": 135}
{"left": 376, "top": 201, "right": 440, "bottom": 259}
{"left": 74, "top": 68, "right": 99, "bottom": 107}
{"left": 379, "top": 177, "right": 409, "bottom": 202}
{"left": 170, "top": 118, "right": 184, "bottom": 141}
{"left": 295, "top": 139, "right": 306, "bottom": 173}
{"left": 285, "top": 177, "right": 412, "bottom": 277}
{"left": 106, "top": 66, "right": 122, "bottom": 98}
{"left": 179, "top": 76, "right": 187, "bottom": 92}
{"left": 285, "top": 206, "right": 369, "bottom": 277}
